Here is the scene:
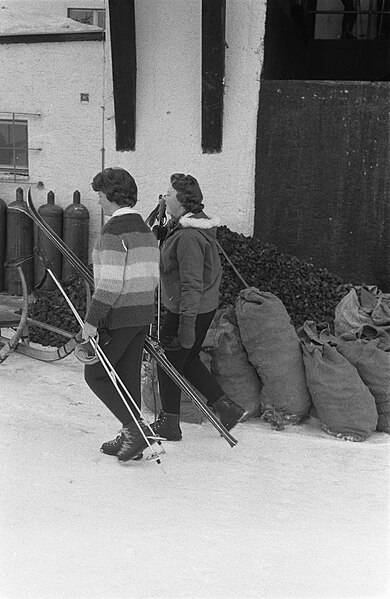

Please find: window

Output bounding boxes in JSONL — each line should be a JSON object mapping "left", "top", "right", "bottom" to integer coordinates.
{"left": 306, "top": 0, "right": 390, "bottom": 41}
{"left": 0, "top": 119, "right": 29, "bottom": 178}
{"left": 68, "top": 8, "right": 106, "bottom": 30}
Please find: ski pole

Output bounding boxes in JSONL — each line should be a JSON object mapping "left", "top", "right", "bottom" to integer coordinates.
{"left": 35, "top": 249, "right": 163, "bottom": 463}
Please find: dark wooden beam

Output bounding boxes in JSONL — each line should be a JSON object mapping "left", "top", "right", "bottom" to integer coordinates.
{"left": 202, "top": 0, "right": 226, "bottom": 153}
{"left": 108, "top": 0, "right": 136, "bottom": 151}
{"left": 0, "top": 32, "right": 104, "bottom": 44}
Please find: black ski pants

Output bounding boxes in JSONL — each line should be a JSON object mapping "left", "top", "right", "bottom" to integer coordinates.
{"left": 157, "top": 309, "right": 225, "bottom": 415}
{"left": 84, "top": 325, "right": 148, "bottom": 426}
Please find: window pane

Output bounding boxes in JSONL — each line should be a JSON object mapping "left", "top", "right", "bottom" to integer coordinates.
{"left": 0, "top": 123, "right": 13, "bottom": 165}
{"left": 68, "top": 9, "right": 94, "bottom": 26}
{"left": 97, "top": 11, "right": 106, "bottom": 29}
{"left": 15, "top": 149, "right": 28, "bottom": 169}
{"left": 14, "top": 122, "right": 28, "bottom": 147}
{"left": 68, "top": 8, "right": 106, "bottom": 29}
{"left": 0, "top": 122, "right": 11, "bottom": 144}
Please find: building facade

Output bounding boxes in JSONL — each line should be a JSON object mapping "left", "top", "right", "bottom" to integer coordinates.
{"left": 0, "top": 0, "right": 266, "bottom": 251}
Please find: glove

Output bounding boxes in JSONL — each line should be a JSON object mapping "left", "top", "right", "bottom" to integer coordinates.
{"left": 82, "top": 322, "right": 98, "bottom": 341}
{"left": 178, "top": 315, "right": 196, "bottom": 349}
{"left": 152, "top": 225, "right": 168, "bottom": 242}
{"left": 161, "top": 336, "right": 181, "bottom": 351}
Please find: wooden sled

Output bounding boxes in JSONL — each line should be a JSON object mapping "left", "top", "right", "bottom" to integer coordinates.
{"left": 0, "top": 268, "right": 77, "bottom": 363}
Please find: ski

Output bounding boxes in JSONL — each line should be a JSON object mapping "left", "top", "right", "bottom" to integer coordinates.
{"left": 11, "top": 190, "right": 238, "bottom": 447}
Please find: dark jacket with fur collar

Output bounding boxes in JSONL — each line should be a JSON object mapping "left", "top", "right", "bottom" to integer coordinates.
{"left": 160, "top": 211, "right": 222, "bottom": 317}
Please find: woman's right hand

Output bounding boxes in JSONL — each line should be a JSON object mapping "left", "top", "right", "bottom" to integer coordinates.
{"left": 161, "top": 336, "right": 181, "bottom": 351}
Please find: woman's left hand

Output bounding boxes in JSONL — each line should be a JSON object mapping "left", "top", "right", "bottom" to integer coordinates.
{"left": 82, "top": 322, "right": 98, "bottom": 341}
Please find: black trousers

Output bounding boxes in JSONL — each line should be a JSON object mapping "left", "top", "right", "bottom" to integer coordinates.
{"left": 84, "top": 325, "right": 148, "bottom": 426}
{"left": 157, "top": 310, "right": 225, "bottom": 415}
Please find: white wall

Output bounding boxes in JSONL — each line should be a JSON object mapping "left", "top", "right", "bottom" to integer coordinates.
{"left": 0, "top": 0, "right": 266, "bottom": 241}
{"left": 103, "top": 0, "right": 266, "bottom": 235}
{"left": 0, "top": 37, "right": 105, "bottom": 251}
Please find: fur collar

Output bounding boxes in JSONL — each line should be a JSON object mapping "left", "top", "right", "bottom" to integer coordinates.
{"left": 178, "top": 213, "right": 221, "bottom": 230}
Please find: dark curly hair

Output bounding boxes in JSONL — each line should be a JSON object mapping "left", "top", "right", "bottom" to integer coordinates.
{"left": 91, "top": 167, "right": 138, "bottom": 207}
{"left": 170, "top": 173, "right": 204, "bottom": 214}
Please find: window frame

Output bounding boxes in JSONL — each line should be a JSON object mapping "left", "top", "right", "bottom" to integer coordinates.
{"left": 67, "top": 7, "right": 106, "bottom": 30}
{"left": 306, "top": 0, "right": 390, "bottom": 40}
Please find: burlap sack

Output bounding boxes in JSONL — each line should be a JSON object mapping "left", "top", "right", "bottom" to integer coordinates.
{"left": 235, "top": 288, "right": 311, "bottom": 427}
{"left": 300, "top": 327, "right": 378, "bottom": 441}
{"left": 336, "top": 325, "right": 390, "bottom": 434}
{"left": 209, "top": 305, "right": 262, "bottom": 418}
{"left": 335, "top": 286, "right": 390, "bottom": 336}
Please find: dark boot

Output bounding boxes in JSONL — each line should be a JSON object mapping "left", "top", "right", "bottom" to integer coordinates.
{"left": 117, "top": 420, "right": 157, "bottom": 462}
{"left": 151, "top": 411, "right": 182, "bottom": 441}
{"left": 213, "top": 395, "right": 246, "bottom": 431}
{"left": 101, "top": 432, "right": 143, "bottom": 460}
{"left": 101, "top": 433, "right": 123, "bottom": 455}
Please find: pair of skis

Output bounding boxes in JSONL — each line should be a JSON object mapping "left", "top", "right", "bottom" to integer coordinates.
{"left": 11, "top": 190, "right": 238, "bottom": 448}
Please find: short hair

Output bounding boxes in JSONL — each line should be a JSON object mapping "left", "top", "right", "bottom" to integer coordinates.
{"left": 91, "top": 167, "right": 138, "bottom": 207}
{"left": 170, "top": 173, "right": 204, "bottom": 214}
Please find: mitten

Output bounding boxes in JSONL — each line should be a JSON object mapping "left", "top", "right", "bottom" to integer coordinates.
{"left": 161, "top": 336, "right": 181, "bottom": 351}
{"left": 152, "top": 225, "right": 168, "bottom": 242}
{"left": 178, "top": 315, "right": 196, "bottom": 349}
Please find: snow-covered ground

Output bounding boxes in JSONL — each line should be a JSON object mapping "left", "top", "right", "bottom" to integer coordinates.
{"left": 1, "top": 345, "right": 389, "bottom": 599}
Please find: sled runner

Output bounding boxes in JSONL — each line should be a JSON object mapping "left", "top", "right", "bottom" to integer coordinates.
{"left": 0, "top": 286, "right": 78, "bottom": 363}
{"left": 0, "top": 267, "right": 29, "bottom": 363}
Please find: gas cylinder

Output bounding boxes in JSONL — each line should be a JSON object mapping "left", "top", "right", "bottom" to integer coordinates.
{"left": 0, "top": 197, "right": 7, "bottom": 292}
{"left": 5, "top": 187, "right": 34, "bottom": 295}
{"left": 34, "top": 191, "right": 63, "bottom": 291}
{"left": 62, "top": 190, "right": 89, "bottom": 281}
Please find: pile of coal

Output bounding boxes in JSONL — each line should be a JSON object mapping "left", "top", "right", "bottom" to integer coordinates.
{"left": 217, "top": 226, "right": 352, "bottom": 329}
{"left": 28, "top": 275, "right": 87, "bottom": 347}
{"left": 27, "top": 227, "right": 353, "bottom": 346}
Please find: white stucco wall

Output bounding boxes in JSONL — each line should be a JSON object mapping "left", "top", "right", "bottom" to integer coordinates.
{"left": 0, "top": 36, "right": 105, "bottom": 251}
{"left": 0, "top": 0, "right": 266, "bottom": 246}
{"left": 103, "top": 0, "right": 266, "bottom": 235}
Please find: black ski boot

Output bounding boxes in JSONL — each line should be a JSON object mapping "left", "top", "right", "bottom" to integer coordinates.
{"left": 117, "top": 420, "right": 157, "bottom": 462}
{"left": 101, "top": 433, "right": 123, "bottom": 455}
{"left": 213, "top": 395, "right": 246, "bottom": 431}
{"left": 151, "top": 411, "right": 182, "bottom": 441}
{"left": 101, "top": 432, "right": 143, "bottom": 460}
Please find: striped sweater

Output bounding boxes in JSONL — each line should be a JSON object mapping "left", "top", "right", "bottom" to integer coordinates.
{"left": 85, "top": 212, "right": 159, "bottom": 330}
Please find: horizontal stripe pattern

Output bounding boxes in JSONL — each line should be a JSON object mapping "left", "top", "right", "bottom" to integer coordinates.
{"left": 85, "top": 214, "right": 159, "bottom": 329}
{"left": 92, "top": 245, "right": 159, "bottom": 266}
{"left": 93, "top": 261, "right": 160, "bottom": 288}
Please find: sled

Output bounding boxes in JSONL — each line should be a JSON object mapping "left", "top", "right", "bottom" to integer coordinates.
{"left": 0, "top": 270, "right": 77, "bottom": 363}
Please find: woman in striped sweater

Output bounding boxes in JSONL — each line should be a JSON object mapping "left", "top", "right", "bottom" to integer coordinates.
{"left": 82, "top": 167, "right": 159, "bottom": 462}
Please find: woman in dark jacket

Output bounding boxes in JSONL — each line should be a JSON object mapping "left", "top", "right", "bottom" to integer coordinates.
{"left": 152, "top": 173, "right": 246, "bottom": 441}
